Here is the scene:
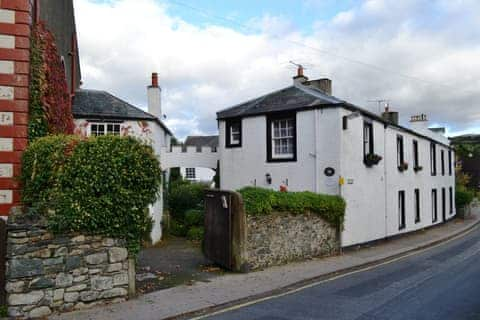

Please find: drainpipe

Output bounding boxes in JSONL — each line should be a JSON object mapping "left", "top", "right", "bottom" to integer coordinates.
{"left": 314, "top": 109, "right": 320, "bottom": 193}
{"left": 384, "top": 125, "right": 388, "bottom": 238}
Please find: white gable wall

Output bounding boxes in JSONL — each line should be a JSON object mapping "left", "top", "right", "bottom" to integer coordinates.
{"left": 219, "top": 108, "right": 342, "bottom": 193}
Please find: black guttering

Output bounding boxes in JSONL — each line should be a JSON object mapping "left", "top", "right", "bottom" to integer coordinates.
{"left": 217, "top": 101, "right": 452, "bottom": 150}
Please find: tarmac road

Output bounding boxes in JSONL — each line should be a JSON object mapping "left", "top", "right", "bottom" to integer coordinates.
{"left": 204, "top": 225, "right": 480, "bottom": 320}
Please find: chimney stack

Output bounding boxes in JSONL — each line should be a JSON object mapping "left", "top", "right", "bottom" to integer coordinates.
{"left": 381, "top": 106, "right": 399, "bottom": 125}
{"left": 147, "top": 72, "right": 162, "bottom": 118}
{"left": 293, "top": 65, "right": 308, "bottom": 85}
{"left": 304, "top": 78, "right": 332, "bottom": 95}
{"left": 409, "top": 113, "right": 429, "bottom": 132}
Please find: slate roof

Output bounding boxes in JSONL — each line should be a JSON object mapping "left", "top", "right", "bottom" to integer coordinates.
{"left": 72, "top": 89, "right": 173, "bottom": 135}
{"left": 217, "top": 85, "right": 344, "bottom": 120}
{"left": 185, "top": 135, "right": 219, "bottom": 150}
{"left": 216, "top": 83, "right": 452, "bottom": 148}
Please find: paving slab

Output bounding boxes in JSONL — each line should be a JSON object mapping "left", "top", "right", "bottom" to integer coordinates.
{"left": 52, "top": 208, "right": 479, "bottom": 320}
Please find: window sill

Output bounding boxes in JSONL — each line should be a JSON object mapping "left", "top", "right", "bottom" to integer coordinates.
{"left": 225, "top": 144, "right": 241, "bottom": 149}
{"left": 267, "top": 157, "right": 296, "bottom": 163}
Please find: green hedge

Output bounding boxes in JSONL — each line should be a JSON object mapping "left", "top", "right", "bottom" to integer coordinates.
{"left": 456, "top": 186, "right": 474, "bottom": 209}
{"left": 238, "top": 187, "right": 346, "bottom": 227}
{"left": 21, "top": 135, "right": 79, "bottom": 212}
{"left": 21, "top": 135, "right": 162, "bottom": 254}
{"left": 168, "top": 180, "right": 206, "bottom": 221}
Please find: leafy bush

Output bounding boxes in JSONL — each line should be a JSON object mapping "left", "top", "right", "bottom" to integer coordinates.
{"left": 185, "top": 209, "right": 204, "bottom": 227}
{"left": 186, "top": 226, "right": 204, "bottom": 241}
{"left": 21, "top": 135, "right": 162, "bottom": 254}
{"left": 456, "top": 186, "right": 474, "bottom": 209}
{"left": 238, "top": 187, "right": 275, "bottom": 216}
{"left": 21, "top": 135, "right": 79, "bottom": 212}
{"left": 168, "top": 180, "right": 206, "bottom": 221}
{"left": 169, "top": 219, "right": 188, "bottom": 237}
{"left": 238, "top": 187, "right": 346, "bottom": 227}
{"left": 0, "top": 305, "right": 7, "bottom": 318}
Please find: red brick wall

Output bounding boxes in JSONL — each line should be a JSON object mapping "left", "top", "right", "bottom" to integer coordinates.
{"left": 0, "top": 0, "right": 33, "bottom": 216}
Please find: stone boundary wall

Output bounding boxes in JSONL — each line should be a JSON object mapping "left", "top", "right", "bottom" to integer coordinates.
{"left": 245, "top": 212, "right": 339, "bottom": 270}
{"left": 5, "top": 215, "right": 132, "bottom": 319}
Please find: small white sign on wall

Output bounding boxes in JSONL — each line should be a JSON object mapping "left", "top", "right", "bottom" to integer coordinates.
{"left": 0, "top": 138, "right": 13, "bottom": 151}
{"left": 0, "top": 190, "right": 12, "bottom": 204}
{"left": 0, "top": 86, "right": 14, "bottom": 100}
{"left": 0, "top": 164, "right": 13, "bottom": 178}
{"left": 0, "top": 112, "right": 13, "bottom": 125}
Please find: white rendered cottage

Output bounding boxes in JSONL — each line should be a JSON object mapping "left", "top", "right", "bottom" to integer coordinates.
{"left": 181, "top": 135, "right": 218, "bottom": 184}
{"left": 216, "top": 67, "right": 456, "bottom": 247}
{"left": 72, "top": 73, "right": 173, "bottom": 244}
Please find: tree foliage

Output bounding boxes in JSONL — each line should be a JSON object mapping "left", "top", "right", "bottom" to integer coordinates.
{"left": 21, "top": 135, "right": 162, "bottom": 254}
{"left": 29, "top": 22, "right": 74, "bottom": 141}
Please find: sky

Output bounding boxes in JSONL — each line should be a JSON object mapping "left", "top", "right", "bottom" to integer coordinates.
{"left": 73, "top": 0, "right": 480, "bottom": 140}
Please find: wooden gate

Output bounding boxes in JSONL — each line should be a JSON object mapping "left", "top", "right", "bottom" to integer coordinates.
{"left": 204, "top": 190, "right": 246, "bottom": 271}
{"left": 0, "top": 218, "right": 6, "bottom": 306}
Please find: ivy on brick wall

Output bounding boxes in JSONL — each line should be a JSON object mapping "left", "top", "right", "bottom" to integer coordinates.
{"left": 28, "top": 22, "right": 74, "bottom": 141}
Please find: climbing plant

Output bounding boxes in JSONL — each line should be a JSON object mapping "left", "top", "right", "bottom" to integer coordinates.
{"left": 28, "top": 22, "right": 74, "bottom": 141}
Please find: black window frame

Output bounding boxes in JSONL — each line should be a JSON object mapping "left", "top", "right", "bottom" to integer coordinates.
{"left": 399, "top": 190, "right": 406, "bottom": 230}
{"left": 448, "top": 150, "right": 452, "bottom": 176}
{"left": 266, "top": 112, "right": 297, "bottom": 163}
{"left": 449, "top": 187, "right": 453, "bottom": 214}
{"left": 413, "top": 140, "right": 419, "bottom": 170}
{"left": 414, "top": 188, "right": 420, "bottom": 223}
{"left": 442, "top": 187, "right": 446, "bottom": 222}
{"left": 432, "top": 189, "right": 438, "bottom": 223}
{"left": 397, "top": 135, "right": 404, "bottom": 170}
{"left": 441, "top": 150, "right": 445, "bottom": 176}
{"left": 185, "top": 167, "right": 196, "bottom": 180}
{"left": 225, "top": 119, "right": 242, "bottom": 148}
{"left": 430, "top": 142, "right": 437, "bottom": 176}
{"left": 363, "top": 121, "right": 374, "bottom": 158}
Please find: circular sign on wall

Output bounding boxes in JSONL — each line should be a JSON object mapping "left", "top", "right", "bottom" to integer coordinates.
{"left": 324, "top": 167, "right": 335, "bottom": 177}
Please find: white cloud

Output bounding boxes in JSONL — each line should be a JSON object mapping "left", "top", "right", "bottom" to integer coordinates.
{"left": 74, "top": 0, "right": 480, "bottom": 139}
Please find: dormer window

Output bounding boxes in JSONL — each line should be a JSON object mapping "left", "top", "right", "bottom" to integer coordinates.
{"left": 226, "top": 119, "right": 242, "bottom": 148}
{"left": 267, "top": 114, "right": 297, "bottom": 162}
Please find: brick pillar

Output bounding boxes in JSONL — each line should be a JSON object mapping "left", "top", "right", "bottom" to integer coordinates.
{"left": 0, "top": 0, "right": 32, "bottom": 217}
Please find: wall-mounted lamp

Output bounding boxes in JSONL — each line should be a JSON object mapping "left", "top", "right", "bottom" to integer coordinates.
{"left": 265, "top": 173, "right": 272, "bottom": 185}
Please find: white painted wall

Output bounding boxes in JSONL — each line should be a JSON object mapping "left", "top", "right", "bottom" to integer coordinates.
{"left": 180, "top": 167, "right": 216, "bottom": 184}
{"left": 74, "top": 118, "right": 171, "bottom": 244}
{"left": 219, "top": 107, "right": 456, "bottom": 247}
{"left": 159, "top": 145, "right": 218, "bottom": 170}
{"left": 219, "top": 108, "right": 342, "bottom": 193}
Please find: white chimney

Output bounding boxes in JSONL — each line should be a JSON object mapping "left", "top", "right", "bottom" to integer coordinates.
{"left": 147, "top": 72, "right": 161, "bottom": 118}
{"left": 409, "top": 114, "right": 429, "bottom": 133}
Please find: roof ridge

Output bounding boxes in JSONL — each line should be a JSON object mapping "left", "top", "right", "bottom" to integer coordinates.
{"left": 216, "top": 85, "right": 294, "bottom": 115}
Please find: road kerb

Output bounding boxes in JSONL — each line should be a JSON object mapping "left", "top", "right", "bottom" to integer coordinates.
{"left": 166, "top": 217, "right": 480, "bottom": 320}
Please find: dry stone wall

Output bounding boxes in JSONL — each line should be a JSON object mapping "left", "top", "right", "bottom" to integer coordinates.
{"left": 5, "top": 214, "right": 131, "bottom": 319}
{"left": 246, "top": 211, "right": 339, "bottom": 270}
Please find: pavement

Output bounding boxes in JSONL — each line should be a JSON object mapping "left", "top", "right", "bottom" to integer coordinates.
{"left": 206, "top": 213, "right": 480, "bottom": 320}
{"left": 136, "top": 237, "right": 223, "bottom": 294}
{"left": 53, "top": 206, "right": 480, "bottom": 320}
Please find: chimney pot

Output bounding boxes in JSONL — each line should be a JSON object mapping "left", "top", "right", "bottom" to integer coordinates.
{"left": 297, "top": 65, "right": 304, "bottom": 77}
{"left": 151, "top": 72, "right": 158, "bottom": 87}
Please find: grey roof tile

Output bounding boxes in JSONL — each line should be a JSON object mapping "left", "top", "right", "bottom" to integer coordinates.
{"left": 185, "top": 135, "right": 219, "bottom": 149}
{"left": 72, "top": 89, "right": 173, "bottom": 135}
